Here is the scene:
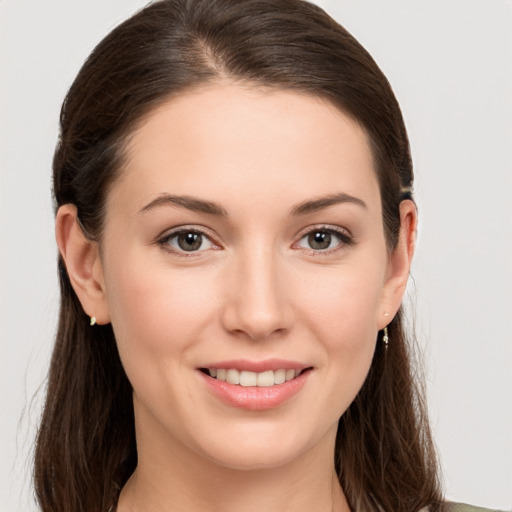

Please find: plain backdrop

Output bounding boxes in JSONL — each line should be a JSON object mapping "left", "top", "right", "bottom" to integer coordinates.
{"left": 1, "top": 1, "right": 511, "bottom": 510}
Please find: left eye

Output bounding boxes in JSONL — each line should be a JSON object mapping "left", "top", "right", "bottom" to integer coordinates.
{"left": 162, "top": 230, "right": 214, "bottom": 252}
{"left": 296, "top": 229, "right": 348, "bottom": 251}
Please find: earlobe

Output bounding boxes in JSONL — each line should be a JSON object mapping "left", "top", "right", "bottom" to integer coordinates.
{"left": 55, "top": 204, "right": 111, "bottom": 325}
{"left": 378, "top": 200, "right": 417, "bottom": 329}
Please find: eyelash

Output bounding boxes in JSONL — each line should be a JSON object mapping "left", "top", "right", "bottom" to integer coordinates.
{"left": 293, "top": 225, "right": 354, "bottom": 255}
{"left": 157, "top": 226, "right": 219, "bottom": 256}
{"left": 157, "top": 225, "right": 353, "bottom": 257}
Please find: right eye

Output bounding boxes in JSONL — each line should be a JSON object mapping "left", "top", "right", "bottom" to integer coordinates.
{"left": 159, "top": 229, "right": 215, "bottom": 253}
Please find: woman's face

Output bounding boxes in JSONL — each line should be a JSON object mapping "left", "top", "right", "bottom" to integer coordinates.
{"left": 95, "top": 84, "right": 407, "bottom": 470}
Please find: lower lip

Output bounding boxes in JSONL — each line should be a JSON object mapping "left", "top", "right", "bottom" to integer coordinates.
{"left": 199, "top": 370, "right": 311, "bottom": 410}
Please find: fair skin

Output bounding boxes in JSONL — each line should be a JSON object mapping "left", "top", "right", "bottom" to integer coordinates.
{"left": 56, "top": 83, "right": 416, "bottom": 512}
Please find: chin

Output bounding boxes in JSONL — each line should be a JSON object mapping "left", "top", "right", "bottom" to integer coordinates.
{"left": 202, "top": 443, "right": 305, "bottom": 472}
{"left": 190, "top": 421, "right": 335, "bottom": 472}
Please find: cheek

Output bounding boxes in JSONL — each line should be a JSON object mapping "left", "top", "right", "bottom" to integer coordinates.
{"left": 294, "top": 260, "right": 385, "bottom": 401}
{"left": 103, "top": 253, "right": 218, "bottom": 366}
{"left": 297, "top": 261, "right": 385, "bottom": 344}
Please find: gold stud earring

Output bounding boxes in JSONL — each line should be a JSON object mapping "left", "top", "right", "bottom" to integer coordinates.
{"left": 90, "top": 316, "right": 97, "bottom": 326}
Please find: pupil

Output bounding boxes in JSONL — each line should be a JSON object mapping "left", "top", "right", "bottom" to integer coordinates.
{"left": 178, "top": 232, "right": 202, "bottom": 251}
{"left": 309, "top": 231, "right": 331, "bottom": 250}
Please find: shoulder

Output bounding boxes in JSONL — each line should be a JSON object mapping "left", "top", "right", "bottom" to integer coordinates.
{"left": 446, "top": 503, "right": 506, "bottom": 512}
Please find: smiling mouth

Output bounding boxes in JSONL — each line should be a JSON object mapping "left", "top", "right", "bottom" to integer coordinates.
{"left": 200, "top": 368, "right": 311, "bottom": 387}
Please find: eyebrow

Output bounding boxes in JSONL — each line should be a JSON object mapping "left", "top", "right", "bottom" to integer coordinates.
{"left": 290, "top": 193, "right": 367, "bottom": 215}
{"left": 139, "top": 191, "right": 366, "bottom": 217}
{"left": 139, "top": 194, "right": 228, "bottom": 216}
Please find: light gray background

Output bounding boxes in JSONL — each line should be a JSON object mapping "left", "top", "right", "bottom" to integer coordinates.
{"left": 1, "top": 1, "right": 511, "bottom": 510}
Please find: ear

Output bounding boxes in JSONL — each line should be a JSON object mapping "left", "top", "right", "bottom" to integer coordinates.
{"left": 377, "top": 199, "right": 417, "bottom": 330}
{"left": 55, "top": 204, "right": 111, "bottom": 325}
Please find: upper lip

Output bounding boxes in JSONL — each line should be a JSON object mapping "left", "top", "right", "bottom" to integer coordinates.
{"left": 198, "top": 358, "right": 311, "bottom": 373}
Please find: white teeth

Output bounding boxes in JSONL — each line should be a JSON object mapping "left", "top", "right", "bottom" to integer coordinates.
{"left": 285, "top": 369, "right": 296, "bottom": 381}
{"left": 239, "top": 370, "right": 257, "bottom": 387}
{"left": 274, "top": 369, "right": 286, "bottom": 385}
{"left": 207, "top": 367, "right": 306, "bottom": 386}
{"left": 256, "top": 370, "right": 275, "bottom": 387}
{"left": 226, "top": 369, "right": 240, "bottom": 385}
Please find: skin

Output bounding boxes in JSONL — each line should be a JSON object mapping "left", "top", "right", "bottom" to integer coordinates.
{"left": 56, "top": 83, "right": 417, "bottom": 512}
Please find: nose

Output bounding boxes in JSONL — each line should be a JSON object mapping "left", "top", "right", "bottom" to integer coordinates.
{"left": 220, "top": 248, "right": 294, "bottom": 341}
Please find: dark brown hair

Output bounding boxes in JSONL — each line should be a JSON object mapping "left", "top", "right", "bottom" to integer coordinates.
{"left": 35, "top": 1, "right": 443, "bottom": 511}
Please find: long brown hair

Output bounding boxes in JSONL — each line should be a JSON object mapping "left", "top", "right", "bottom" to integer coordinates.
{"left": 35, "top": 1, "right": 443, "bottom": 510}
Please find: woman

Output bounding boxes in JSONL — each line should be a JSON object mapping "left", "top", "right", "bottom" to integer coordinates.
{"left": 33, "top": 1, "right": 494, "bottom": 511}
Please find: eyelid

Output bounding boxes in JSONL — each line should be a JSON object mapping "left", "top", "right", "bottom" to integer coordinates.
{"left": 292, "top": 224, "right": 354, "bottom": 253}
{"left": 156, "top": 225, "right": 222, "bottom": 255}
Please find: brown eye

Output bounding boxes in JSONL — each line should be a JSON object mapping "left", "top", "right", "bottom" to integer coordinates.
{"left": 161, "top": 229, "right": 214, "bottom": 253}
{"left": 177, "top": 232, "right": 203, "bottom": 251}
{"left": 308, "top": 231, "right": 332, "bottom": 250}
{"left": 296, "top": 227, "right": 352, "bottom": 253}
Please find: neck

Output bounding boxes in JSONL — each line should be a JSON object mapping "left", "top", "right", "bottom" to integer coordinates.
{"left": 117, "top": 415, "right": 350, "bottom": 512}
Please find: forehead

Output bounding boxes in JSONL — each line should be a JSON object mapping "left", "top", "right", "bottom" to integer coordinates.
{"left": 109, "top": 83, "right": 379, "bottom": 215}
